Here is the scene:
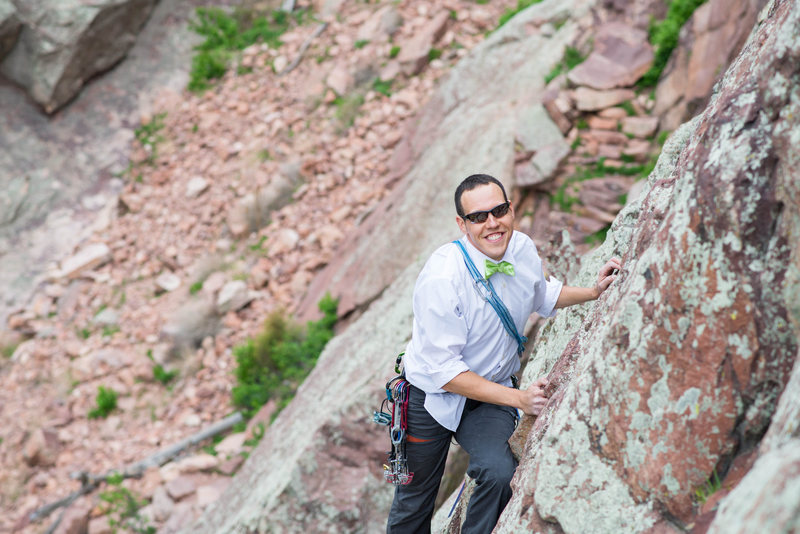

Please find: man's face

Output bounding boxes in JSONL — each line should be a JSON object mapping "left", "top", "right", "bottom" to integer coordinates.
{"left": 456, "top": 183, "right": 515, "bottom": 261}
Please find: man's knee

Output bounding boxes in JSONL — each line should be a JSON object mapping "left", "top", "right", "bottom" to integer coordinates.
{"left": 470, "top": 452, "right": 517, "bottom": 487}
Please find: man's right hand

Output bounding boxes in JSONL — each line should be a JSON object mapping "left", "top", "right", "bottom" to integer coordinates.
{"left": 517, "top": 377, "right": 550, "bottom": 416}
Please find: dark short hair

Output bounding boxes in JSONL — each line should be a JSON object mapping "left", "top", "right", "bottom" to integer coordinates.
{"left": 454, "top": 174, "right": 508, "bottom": 217}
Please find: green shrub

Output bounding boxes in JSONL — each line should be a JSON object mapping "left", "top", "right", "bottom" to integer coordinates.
{"left": 427, "top": 48, "right": 443, "bottom": 62}
{"left": 231, "top": 294, "right": 338, "bottom": 419}
{"left": 153, "top": 364, "right": 178, "bottom": 386}
{"left": 99, "top": 473, "right": 154, "bottom": 534}
{"left": 354, "top": 39, "right": 369, "bottom": 49}
{"left": 188, "top": 7, "right": 303, "bottom": 92}
{"left": 695, "top": 470, "right": 722, "bottom": 504}
{"left": 497, "top": 0, "right": 544, "bottom": 29}
{"left": 389, "top": 45, "right": 401, "bottom": 58}
{"left": 1, "top": 343, "right": 17, "bottom": 359}
{"left": 639, "top": 0, "right": 707, "bottom": 87}
{"left": 88, "top": 386, "right": 118, "bottom": 419}
{"left": 134, "top": 113, "right": 166, "bottom": 165}
{"left": 372, "top": 78, "right": 394, "bottom": 97}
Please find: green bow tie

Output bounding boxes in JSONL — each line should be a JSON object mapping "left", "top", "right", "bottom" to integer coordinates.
{"left": 485, "top": 259, "right": 514, "bottom": 278}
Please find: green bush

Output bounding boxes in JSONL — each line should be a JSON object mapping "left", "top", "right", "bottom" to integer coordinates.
{"left": 231, "top": 294, "right": 338, "bottom": 419}
{"left": 88, "top": 386, "right": 118, "bottom": 419}
{"left": 639, "top": 0, "right": 707, "bottom": 86}
{"left": 372, "top": 78, "right": 394, "bottom": 97}
{"left": 188, "top": 7, "right": 302, "bottom": 92}
{"left": 544, "top": 46, "right": 587, "bottom": 84}
{"left": 153, "top": 364, "right": 178, "bottom": 386}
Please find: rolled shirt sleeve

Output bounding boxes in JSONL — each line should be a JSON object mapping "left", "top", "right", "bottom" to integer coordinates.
{"left": 404, "top": 275, "right": 470, "bottom": 393}
{"left": 534, "top": 274, "right": 563, "bottom": 318}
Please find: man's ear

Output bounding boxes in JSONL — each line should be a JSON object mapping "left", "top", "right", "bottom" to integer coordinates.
{"left": 456, "top": 215, "right": 467, "bottom": 235}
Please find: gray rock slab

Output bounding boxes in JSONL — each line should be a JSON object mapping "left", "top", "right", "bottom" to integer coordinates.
{"left": 1, "top": 0, "right": 159, "bottom": 114}
{"left": 515, "top": 104, "right": 566, "bottom": 153}
{"left": 0, "top": 0, "right": 207, "bottom": 330}
{"left": 0, "top": 0, "right": 20, "bottom": 60}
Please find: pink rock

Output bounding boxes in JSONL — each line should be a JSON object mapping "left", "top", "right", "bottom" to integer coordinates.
{"left": 621, "top": 116, "right": 659, "bottom": 138}
{"left": 396, "top": 11, "right": 450, "bottom": 75}
{"left": 572, "top": 87, "right": 636, "bottom": 112}
{"left": 325, "top": 65, "right": 353, "bottom": 96}
{"left": 598, "top": 107, "right": 629, "bottom": 119}
{"left": 567, "top": 23, "right": 654, "bottom": 90}
{"left": 88, "top": 516, "right": 112, "bottom": 534}
{"left": 587, "top": 116, "right": 618, "bottom": 131}
{"left": 53, "top": 503, "right": 90, "bottom": 534}
{"left": 165, "top": 475, "right": 197, "bottom": 501}
{"left": 22, "top": 428, "right": 59, "bottom": 467}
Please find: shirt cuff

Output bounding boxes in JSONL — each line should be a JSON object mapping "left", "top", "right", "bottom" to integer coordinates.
{"left": 539, "top": 275, "right": 563, "bottom": 318}
{"left": 429, "top": 359, "right": 470, "bottom": 392}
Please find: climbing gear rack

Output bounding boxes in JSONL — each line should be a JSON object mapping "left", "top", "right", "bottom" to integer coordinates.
{"left": 374, "top": 374, "right": 414, "bottom": 485}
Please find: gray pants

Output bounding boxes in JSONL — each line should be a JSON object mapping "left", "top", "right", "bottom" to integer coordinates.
{"left": 386, "top": 385, "right": 518, "bottom": 534}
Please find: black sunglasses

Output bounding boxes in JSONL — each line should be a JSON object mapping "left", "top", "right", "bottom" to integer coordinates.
{"left": 461, "top": 201, "right": 511, "bottom": 224}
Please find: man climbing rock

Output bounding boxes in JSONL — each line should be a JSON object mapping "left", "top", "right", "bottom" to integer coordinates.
{"left": 387, "top": 174, "right": 620, "bottom": 533}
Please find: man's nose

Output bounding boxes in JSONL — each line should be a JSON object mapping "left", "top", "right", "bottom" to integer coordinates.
{"left": 485, "top": 213, "right": 500, "bottom": 226}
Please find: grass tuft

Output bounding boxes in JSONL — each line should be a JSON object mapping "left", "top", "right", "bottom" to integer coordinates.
{"left": 88, "top": 386, "right": 118, "bottom": 419}
{"left": 188, "top": 7, "right": 306, "bottom": 92}
{"left": 496, "top": 0, "right": 544, "bottom": 29}
{"left": 639, "top": 0, "right": 707, "bottom": 86}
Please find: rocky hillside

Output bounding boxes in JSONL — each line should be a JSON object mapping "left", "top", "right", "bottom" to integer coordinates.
{"left": 2, "top": 0, "right": 793, "bottom": 532}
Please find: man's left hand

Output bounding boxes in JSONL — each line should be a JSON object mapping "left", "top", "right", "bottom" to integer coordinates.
{"left": 594, "top": 257, "right": 622, "bottom": 298}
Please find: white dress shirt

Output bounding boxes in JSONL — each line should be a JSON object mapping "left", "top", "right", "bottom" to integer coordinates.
{"left": 404, "top": 231, "right": 563, "bottom": 431}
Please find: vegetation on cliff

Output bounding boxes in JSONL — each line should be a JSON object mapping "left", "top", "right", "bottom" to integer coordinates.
{"left": 232, "top": 294, "right": 338, "bottom": 419}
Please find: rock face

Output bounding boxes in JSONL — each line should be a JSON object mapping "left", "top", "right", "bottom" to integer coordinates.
{"left": 0, "top": 0, "right": 20, "bottom": 59}
{"left": 0, "top": 0, "right": 158, "bottom": 113}
{"left": 477, "top": 0, "right": 799, "bottom": 532}
{"left": 654, "top": 0, "right": 768, "bottom": 131}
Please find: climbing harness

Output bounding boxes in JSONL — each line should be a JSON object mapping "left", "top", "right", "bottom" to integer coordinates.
{"left": 373, "top": 353, "right": 414, "bottom": 485}
{"left": 452, "top": 240, "right": 527, "bottom": 354}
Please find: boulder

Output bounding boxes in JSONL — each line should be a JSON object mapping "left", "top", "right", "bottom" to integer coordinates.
{"left": 226, "top": 174, "right": 298, "bottom": 238}
{"left": 22, "top": 428, "right": 60, "bottom": 467}
{"left": 0, "top": 0, "right": 20, "bottom": 60}
{"left": 0, "top": 0, "right": 159, "bottom": 113}
{"left": 56, "top": 243, "right": 111, "bottom": 279}
{"left": 567, "top": 22, "right": 653, "bottom": 89}
{"left": 396, "top": 11, "right": 450, "bottom": 75}
{"left": 53, "top": 503, "right": 90, "bottom": 534}
{"left": 161, "top": 297, "right": 220, "bottom": 352}
{"left": 357, "top": 5, "right": 402, "bottom": 42}
{"left": 215, "top": 281, "right": 252, "bottom": 314}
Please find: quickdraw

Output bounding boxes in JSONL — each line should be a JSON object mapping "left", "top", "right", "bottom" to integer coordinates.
{"left": 373, "top": 372, "right": 414, "bottom": 485}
